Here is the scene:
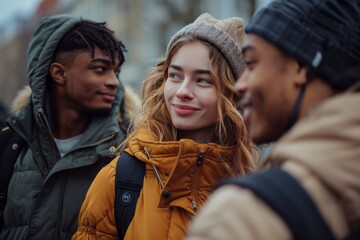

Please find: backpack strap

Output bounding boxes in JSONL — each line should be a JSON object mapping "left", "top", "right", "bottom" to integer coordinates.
{"left": 220, "top": 168, "right": 335, "bottom": 240}
{"left": 115, "top": 152, "right": 145, "bottom": 239}
{"left": 0, "top": 127, "right": 25, "bottom": 229}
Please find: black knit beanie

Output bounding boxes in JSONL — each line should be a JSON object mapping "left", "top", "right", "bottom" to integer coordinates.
{"left": 246, "top": 0, "right": 360, "bottom": 90}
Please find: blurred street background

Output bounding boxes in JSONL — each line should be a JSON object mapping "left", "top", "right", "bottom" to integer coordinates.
{"left": 0, "top": 0, "right": 273, "bottom": 109}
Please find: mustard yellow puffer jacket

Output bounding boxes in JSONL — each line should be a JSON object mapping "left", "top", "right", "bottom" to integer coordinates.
{"left": 72, "top": 127, "right": 237, "bottom": 240}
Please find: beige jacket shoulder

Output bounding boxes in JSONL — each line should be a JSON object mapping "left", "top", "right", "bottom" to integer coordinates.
{"left": 186, "top": 89, "right": 360, "bottom": 240}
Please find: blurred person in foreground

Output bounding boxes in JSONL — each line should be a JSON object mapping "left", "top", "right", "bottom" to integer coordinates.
{"left": 72, "top": 13, "right": 258, "bottom": 240}
{"left": 186, "top": 0, "right": 360, "bottom": 239}
{"left": 0, "top": 14, "right": 139, "bottom": 239}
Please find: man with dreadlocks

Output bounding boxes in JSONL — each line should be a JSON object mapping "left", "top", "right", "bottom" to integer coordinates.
{"left": 0, "top": 15, "right": 139, "bottom": 239}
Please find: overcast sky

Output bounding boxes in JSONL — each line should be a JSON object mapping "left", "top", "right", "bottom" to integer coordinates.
{"left": 0, "top": 0, "right": 40, "bottom": 25}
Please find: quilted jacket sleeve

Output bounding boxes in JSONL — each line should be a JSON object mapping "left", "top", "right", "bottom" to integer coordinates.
{"left": 72, "top": 159, "right": 118, "bottom": 240}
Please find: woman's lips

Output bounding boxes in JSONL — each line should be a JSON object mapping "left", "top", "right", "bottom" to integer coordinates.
{"left": 172, "top": 104, "right": 199, "bottom": 116}
{"left": 242, "top": 106, "right": 252, "bottom": 127}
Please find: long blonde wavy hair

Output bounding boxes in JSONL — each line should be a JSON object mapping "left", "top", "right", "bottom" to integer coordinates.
{"left": 121, "top": 35, "right": 257, "bottom": 175}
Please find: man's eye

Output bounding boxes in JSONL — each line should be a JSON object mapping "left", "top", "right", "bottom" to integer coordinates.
{"left": 94, "top": 67, "right": 105, "bottom": 72}
{"left": 244, "top": 60, "right": 256, "bottom": 69}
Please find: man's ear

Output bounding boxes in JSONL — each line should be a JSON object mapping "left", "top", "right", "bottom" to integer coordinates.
{"left": 50, "top": 63, "right": 66, "bottom": 85}
{"left": 293, "top": 62, "right": 308, "bottom": 87}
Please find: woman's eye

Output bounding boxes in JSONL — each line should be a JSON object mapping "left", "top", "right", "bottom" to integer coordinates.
{"left": 168, "top": 72, "right": 181, "bottom": 80}
{"left": 198, "top": 78, "right": 212, "bottom": 85}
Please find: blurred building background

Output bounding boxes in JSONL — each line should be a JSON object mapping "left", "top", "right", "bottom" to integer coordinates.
{"left": 0, "top": 0, "right": 272, "bottom": 108}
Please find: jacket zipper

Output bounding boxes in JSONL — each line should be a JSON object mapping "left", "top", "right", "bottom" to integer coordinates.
{"left": 192, "top": 151, "right": 204, "bottom": 213}
{"left": 37, "top": 112, "right": 59, "bottom": 175}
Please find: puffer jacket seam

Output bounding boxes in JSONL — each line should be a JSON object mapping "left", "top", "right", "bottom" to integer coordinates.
{"left": 77, "top": 206, "right": 117, "bottom": 237}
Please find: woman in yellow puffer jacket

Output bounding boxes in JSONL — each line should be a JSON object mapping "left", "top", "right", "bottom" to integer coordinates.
{"left": 72, "top": 13, "right": 258, "bottom": 240}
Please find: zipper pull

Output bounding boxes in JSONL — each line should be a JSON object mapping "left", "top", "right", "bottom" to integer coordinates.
{"left": 197, "top": 151, "right": 204, "bottom": 166}
{"left": 192, "top": 199, "right": 198, "bottom": 212}
{"left": 144, "top": 147, "right": 165, "bottom": 189}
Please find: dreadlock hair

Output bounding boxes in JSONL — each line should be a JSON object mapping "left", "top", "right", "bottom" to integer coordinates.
{"left": 54, "top": 19, "right": 126, "bottom": 65}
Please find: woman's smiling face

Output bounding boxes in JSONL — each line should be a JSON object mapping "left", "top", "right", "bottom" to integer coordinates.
{"left": 164, "top": 41, "right": 219, "bottom": 142}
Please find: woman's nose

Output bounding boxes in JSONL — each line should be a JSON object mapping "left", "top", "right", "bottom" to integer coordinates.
{"left": 176, "top": 79, "right": 194, "bottom": 100}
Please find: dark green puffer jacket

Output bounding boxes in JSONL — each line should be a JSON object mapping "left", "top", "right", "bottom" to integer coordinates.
{"left": 0, "top": 15, "right": 134, "bottom": 240}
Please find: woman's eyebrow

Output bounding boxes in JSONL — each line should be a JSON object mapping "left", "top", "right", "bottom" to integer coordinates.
{"left": 169, "top": 64, "right": 210, "bottom": 74}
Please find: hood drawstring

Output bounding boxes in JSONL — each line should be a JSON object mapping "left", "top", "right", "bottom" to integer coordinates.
{"left": 286, "top": 56, "right": 320, "bottom": 131}
{"left": 143, "top": 147, "right": 164, "bottom": 189}
{"left": 286, "top": 85, "right": 306, "bottom": 131}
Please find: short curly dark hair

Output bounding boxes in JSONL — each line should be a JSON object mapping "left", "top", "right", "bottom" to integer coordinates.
{"left": 54, "top": 19, "right": 127, "bottom": 66}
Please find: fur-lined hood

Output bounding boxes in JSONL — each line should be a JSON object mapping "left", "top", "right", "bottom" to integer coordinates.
{"left": 11, "top": 85, "right": 140, "bottom": 127}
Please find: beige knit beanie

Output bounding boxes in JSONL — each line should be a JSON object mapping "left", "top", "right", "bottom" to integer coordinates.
{"left": 167, "top": 13, "right": 245, "bottom": 79}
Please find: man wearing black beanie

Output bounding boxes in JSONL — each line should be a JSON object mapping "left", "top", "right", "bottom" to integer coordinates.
{"left": 186, "top": 0, "right": 360, "bottom": 239}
